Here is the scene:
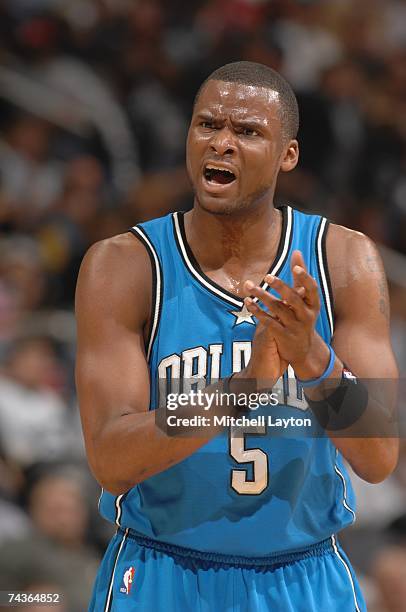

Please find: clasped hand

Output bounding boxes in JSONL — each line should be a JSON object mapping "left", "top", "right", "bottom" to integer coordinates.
{"left": 243, "top": 250, "right": 323, "bottom": 383}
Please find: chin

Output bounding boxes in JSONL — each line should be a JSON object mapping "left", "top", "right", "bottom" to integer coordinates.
{"left": 201, "top": 199, "right": 261, "bottom": 219}
{"left": 200, "top": 201, "right": 235, "bottom": 215}
{"left": 200, "top": 201, "right": 240, "bottom": 216}
{"left": 195, "top": 184, "right": 271, "bottom": 217}
{"left": 195, "top": 192, "right": 247, "bottom": 216}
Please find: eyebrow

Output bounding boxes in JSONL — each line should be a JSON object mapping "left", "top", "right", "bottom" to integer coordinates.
{"left": 232, "top": 118, "right": 266, "bottom": 129}
{"left": 195, "top": 111, "right": 267, "bottom": 128}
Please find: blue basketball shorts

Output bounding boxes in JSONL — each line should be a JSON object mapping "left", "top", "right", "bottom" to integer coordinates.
{"left": 89, "top": 528, "right": 366, "bottom": 612}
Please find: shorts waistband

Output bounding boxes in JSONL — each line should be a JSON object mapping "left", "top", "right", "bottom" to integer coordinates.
{"left": 118, "top": 528, "right": 335, "bottom": 570}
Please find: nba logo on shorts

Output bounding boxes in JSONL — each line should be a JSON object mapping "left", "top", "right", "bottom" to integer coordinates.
{"left": 120, "top": 567, "right": 135, "bottom": 595}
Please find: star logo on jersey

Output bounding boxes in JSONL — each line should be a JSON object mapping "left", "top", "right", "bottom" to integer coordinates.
{"left": 229, "top": 303, "right": 256, "bottom": 326}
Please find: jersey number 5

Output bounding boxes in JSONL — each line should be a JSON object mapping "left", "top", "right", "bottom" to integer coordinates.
{"left": 229, "top": 425, "right": 269, "bottom": 495}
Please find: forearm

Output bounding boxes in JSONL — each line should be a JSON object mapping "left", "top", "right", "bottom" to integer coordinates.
{"left": 329, "top": 436, "right": 399, "bottom": 484}
{"left": 88, "top": 408, "right": 211, "bottom": 494}
{"left": 293, "top": 334, "right": 399, "bottom": 483}
{"left": 324, "top": 370, "right": 398, "bottom": 483}
{"left": 87, "top": 375, "right": 257, "bottom": 494}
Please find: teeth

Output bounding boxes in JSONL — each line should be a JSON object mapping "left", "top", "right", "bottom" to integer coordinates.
{"left": 206, "top": 164, "right": 234, "bottom": 174}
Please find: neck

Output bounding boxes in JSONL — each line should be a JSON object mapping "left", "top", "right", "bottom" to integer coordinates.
{"left": 185, "top": 199, "right": 281, "bottom": 272}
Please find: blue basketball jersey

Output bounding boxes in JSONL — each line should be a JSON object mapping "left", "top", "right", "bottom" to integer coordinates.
{"left": 99, "top": 205, "right": 356, "bottom": 558}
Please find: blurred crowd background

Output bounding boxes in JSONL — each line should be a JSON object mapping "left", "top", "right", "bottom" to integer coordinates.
{"left": 0, "top": 0, "right": 405, "bottom": 610}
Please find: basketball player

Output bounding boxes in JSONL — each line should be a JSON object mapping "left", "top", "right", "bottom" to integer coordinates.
{"left": 76, "top": 62, "right": 399, "bottom": 611}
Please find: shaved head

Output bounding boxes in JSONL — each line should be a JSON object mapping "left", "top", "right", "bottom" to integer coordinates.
{"left": 195, "top": 61, "right": 299, "bottom": 141}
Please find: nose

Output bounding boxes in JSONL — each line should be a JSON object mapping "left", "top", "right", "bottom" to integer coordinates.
{"left": 210, "top": 127, "right": 237, "bottom": 156}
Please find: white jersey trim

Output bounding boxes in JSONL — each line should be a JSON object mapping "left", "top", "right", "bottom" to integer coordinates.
{"left": 173, "top": 212, "right": 242, "bottom": 307}
{"left": 331, "top": 534, "right": 361, "bottom": 612}
{"left": 334, "top": 450, "right": 356, "bottom": 522}
{"left": 104, "top": 528, "right": 129, "bottom": 612}
{"left": 131, "top": 225, "right": 162, "bottom": 361}
{"left": 258, "top": 205, "right": 293, "bottom": 298}
{"left": 173, "top": 206, "right": 293, "bottom": 308}
{"left": 98, "top": 487, "right": 104, "bottom": 511}
{"left": 115, "top": 493, "right": 125, "bottom": 526}
{"left": 316, "top": 217, "right": 334, "bottom": 336}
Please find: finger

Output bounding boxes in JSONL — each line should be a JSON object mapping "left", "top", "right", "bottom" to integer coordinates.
{"left": 291, "top": 250, "right": 307, "bottom": 272}
{"left": 244, "top": 298, "right": 284, "bottom": 329}
{"left": 291, "top": 251, "right": 307, "bottom": 288}
{"left": 258, "top": 293, "right": 297, "bottom": 326}
{"left": 245, "top": 283, "right": 297, "bottom": 324}
{"left": 262, "top": 275, "right": 307, "bottom": 316}
{"left": 290, "top": 266, "right": 320, "bottom": 309}
{"left": 290, "top": 251, "right": 319, "bottom": 307}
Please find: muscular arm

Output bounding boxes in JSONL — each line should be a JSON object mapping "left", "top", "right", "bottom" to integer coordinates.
{"left": 244, "top": 225, "right": 399, "bottom": 484}
{"left": 76, "top": 234, "right": 285, "bottom": 495}
{"left": 75, "top": 235, "right": 212, "bottom": 495}
{"left": 325, "top": 224, "right": 399, "bottom": 482}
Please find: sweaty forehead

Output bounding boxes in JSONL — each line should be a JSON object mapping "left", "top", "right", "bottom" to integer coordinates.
{"left": 195, "top": 79, "right": 281, "bottom": 120}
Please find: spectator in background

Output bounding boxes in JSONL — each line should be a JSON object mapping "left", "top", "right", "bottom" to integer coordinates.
{"left": 0, "top": 235, "right": 46, "bottom": 313}
{"left": 0, "top": 112, "right": 62, "bottom": 227}
{"left": 0, "top": 465, "right": 100, "bottom": 612}
{"left": 389, "top": 283, "right": 406, "bottom": 376}
{"left": 372, "top": 546, "right": 406, "bottom": 612}
{"left": 272, "top": 1, "right": 343, "bottom": 92}
{"left": 37, "top": 155, "right": 107, "bottom": 305}
{"left": 0, "top": 279, "right": 23, "bottom": 356}
{"left": 370, "top": 462, "right": 406, "bottom": 611}
{"left": 0, "top": 450, "right": 31, "bottom": 545}
{"left": 318, "top": 60, "right": 366, "bottom": 196}
{"left": 0, "top": 336, "right": 80, "bottom": 467}
{"left": 0, "top": 7, "right": 140, "bottom": 198}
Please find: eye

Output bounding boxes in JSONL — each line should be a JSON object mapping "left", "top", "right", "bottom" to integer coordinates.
{"left": 200, "top": 121, "right": 216, "bottom": 129}
{"left": 239, "top": 127, "right": 259, "bottom": 137}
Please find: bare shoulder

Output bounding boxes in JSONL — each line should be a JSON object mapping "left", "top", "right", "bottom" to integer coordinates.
{"left": 79, "top": 232, "right": 151, "bottom": 276}
{"left": 76, "top": 232, "right": 152, "bottom": 329}
{"left": 326, "top": 222, "right": 385, "bottom": 285}
{"left": 326, "top": 223, "right": 389, "bottom": 322}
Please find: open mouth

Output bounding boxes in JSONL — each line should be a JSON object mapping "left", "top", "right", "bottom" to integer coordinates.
{"left": 204, "top": 164, "right": 236, "bottom": 185}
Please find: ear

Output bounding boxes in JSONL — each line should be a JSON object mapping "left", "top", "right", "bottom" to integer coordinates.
{"left": 280, "top": 140, "right": 299, "bottom": 173}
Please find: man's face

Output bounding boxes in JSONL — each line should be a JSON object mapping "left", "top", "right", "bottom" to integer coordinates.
{"left": 186, "top": 79, "right": 297, "bottom": 215}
